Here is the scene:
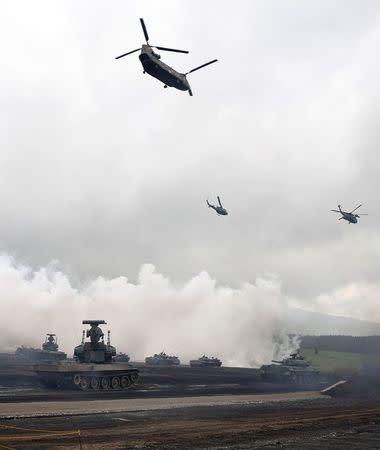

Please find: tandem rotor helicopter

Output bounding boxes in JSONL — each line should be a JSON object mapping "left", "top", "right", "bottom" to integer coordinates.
{"left": 331, "top": 204, "right": 368, "bottom": 224}
{"left": 207, "top": 197, "right": 228, "bottom": 216}
{"left": 115, "top": 18, "right": 218, "bottom": 96}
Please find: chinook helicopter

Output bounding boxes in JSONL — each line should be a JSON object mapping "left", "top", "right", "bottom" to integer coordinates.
{"left": 115, "top": 18, "right": 218, "bottom": 96}
{"left": 207, "top": 196, "right": 228, "bottom": 216}
{"left": 331, "top": 204, "right": 368, "bottom": 224}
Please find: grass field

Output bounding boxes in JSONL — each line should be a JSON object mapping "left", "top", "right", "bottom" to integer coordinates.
{"left": 300, "top": 349, "right": 380, "bottom": 374}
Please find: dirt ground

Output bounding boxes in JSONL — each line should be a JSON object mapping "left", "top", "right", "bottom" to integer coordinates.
{"left": 1, "top": 362, "right": 378, "bottom": 449}
{"left": 0, "top": 396, "right": 380, "bottom": 449}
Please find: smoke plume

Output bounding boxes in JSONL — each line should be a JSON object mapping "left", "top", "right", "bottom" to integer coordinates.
{"left": 0, "top": 253, "right": 296, "bottom": 367}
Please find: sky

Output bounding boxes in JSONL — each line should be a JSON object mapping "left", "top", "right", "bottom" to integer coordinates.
{"left": 0, "top": 1, "right": 380, "bottom": 360}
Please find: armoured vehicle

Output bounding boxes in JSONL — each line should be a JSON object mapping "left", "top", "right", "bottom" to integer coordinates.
{"left": 145, "top": 351, "right": 180, "bottom": 366}
{"left": 35, "top": 320, "right": 139, "bottom": 390}
{"left": 260, "top": 352, "right": 319, "bottom": 383}
{"left": 15, "top": 334, "right": 67, "bottom": 362}
{"left": 114, "top": 352, "right": 130, "bottom": 363}
{"left": 190, "top": 355, "right": 222, "bottom": 367}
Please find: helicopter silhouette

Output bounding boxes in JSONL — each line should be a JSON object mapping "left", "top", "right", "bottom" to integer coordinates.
{"left": 207, "top": 197, "right": 228, "bottom": 216}
{"left": 115, "top": 18, "right": 218, "bottom": 96}
{"left": 331, "top": 204, "right": 368, "bottom": 224}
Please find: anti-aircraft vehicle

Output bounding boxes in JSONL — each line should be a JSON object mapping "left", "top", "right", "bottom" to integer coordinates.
{"left": 331, "top": 204, "right": 368, "bottom": 224}
{"left": 145, "top": 351, "right": 180, "bottom": 366}
{"left": 207, "top": 196, "right": 228, "bottom": 216}
{"left": 260, "top": 352, "right": 319, "bottom": 384}
{"left": 15, "top": 334, "right": 67, "bottom": 362}
{"left": 34, "top": 320, "right": 139, "bottom": 390}
{"left": 115, "top": 18, "right": 218, "bottom": 96}
{"left": 190, "top": 355, "right": 222, "bottom": 367}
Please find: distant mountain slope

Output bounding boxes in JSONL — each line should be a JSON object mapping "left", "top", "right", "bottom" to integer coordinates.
{"left": 285, "top": 308, "right": 380, "bottom": 336}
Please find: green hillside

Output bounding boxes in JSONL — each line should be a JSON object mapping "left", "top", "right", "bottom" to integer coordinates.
{"left": 300, "top": 349, "right": 380, "bottom": 375}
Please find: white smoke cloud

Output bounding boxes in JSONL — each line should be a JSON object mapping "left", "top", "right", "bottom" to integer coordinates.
{"left": 291, "top": 281, "right": 380, "bottom": 323}
{"left": 0, "top": 253, "right": 296, "bottom": 367}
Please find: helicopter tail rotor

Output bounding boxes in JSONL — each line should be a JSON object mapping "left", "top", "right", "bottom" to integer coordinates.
{"left": 185, "top": 59, "right": 218, "bottom": 75}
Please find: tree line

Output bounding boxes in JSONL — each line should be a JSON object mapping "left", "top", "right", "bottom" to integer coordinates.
{"left": 300, "top": 335, "right": 380, "bottom": 354}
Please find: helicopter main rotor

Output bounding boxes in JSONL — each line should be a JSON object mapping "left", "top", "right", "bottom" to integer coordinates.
{"left": 115, "top": 18, "right": 189, "bottom": 60}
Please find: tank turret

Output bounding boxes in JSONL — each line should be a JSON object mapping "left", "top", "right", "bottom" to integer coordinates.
{"left": 74, "top": 320, "right": 116, "bottom": 363}
{"left": 42, "top": 334, "right": 59, "bottom": 352}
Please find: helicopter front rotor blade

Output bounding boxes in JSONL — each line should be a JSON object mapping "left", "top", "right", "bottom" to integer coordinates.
{"left": 186, "top": 59, "right": 218, "bottom": 75}
{"left": 115, "top": 48, "right": 141, "bottom": 59}
{"left": 154, "top": 46, "right": 189, "bottom": 54}
{"left": 331, "top": 210, "right": 341, "bottom": 213}
{"left": 140, "top": 18, "right": 149, "bottom": 43}
{"left": 217, "top": 196, "right": 222, "bottom": 207}
{"left": 350, "top": 204, "right": 362, "bottom": 213}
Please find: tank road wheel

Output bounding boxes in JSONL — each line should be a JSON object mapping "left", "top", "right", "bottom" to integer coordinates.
{"left": 90, "top": 377, "right": 100, "bottom": 390}
{"left": 111, "top": 376, "right": 120, "bottom": 390}
{"left": 73, "top": 374, "right": 81, "bottom": 387}
{"left": 101, "top": 377, "right": 110, "bottom": 390}
{"left": 120, "top": 376, "right": 130, "bottom": 389}
{"left": 129, "top": 373, "right": 139, "bottom": 384}
{"left": 79, "top": 377, "right": 90, "bottom": 391}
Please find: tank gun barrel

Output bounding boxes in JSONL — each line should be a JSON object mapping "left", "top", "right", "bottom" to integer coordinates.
{"left": 271, "top": 360, "right": 283, "bottom": 364}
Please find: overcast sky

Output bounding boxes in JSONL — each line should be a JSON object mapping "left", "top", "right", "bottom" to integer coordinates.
{"left": 1, "top": 0, "right": 380, "bottom": 321}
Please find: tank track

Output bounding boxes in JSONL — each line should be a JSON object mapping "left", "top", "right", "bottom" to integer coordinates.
{"left": 38, "top": 369, "right": 139, "bottom": 391}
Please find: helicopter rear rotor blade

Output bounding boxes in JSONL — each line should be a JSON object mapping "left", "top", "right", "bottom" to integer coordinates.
{"left": 186, "top": 59, "right": 218, "bottom": 75}
{"left": 154, "top": 46, "right": 189, "bottom": 54}
{"left": 115, "top": 48, "right": 141, "bottom": 59}
{"left": 140, "top": 18, "right": 149, "bottom": 43}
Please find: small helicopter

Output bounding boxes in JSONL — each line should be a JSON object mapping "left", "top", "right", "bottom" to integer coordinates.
{"left": 331, "top": 204, "right": 368, "bottom": 224}
{"left": 207, "top": 197, "right": 228, "bottom": 216}
{"left": 115, "top": 18, "right": 218, "bottom": 96}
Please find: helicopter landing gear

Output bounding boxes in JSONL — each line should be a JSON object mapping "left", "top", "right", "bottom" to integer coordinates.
{"left": 143, "top": 71, "right": 145, "bottom": 74}
{"left": 164, "top": 85, "right": 168, "bottom": 88}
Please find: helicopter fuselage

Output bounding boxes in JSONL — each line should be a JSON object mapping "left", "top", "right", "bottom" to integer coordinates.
{"left": 139, "top": 45, "right": 190, "bottom": 92}
{"left": 341, "top": 212, "right": 357, "bottom": 223}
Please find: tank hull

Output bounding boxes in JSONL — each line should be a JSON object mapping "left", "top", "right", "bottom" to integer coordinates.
{"left": 35, "top": 361, "right": 139, "bottom": 390}
{"left": 145, "top": 357, "right": 180, "bottom": 366}
{"left": 260, "top": 365, "right": 319, "bottom": 383}
{"left": 190, "top": 359, "right": 222, "bottom": 368}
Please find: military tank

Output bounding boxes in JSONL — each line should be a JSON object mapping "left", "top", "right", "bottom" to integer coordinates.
{"left": 260, "top": 352, "right": 319, "bottom": 383}
{"left": 114, "top": 352, "right": 130, "bottom": 363}
{"left": 145, "top": 351, "right": 180, "bottom": 366}
{"left": 190, "top": 355, "right": 222, "bottom": 367}
{"left": 34, "top": 320, "right": 139, "bottom": 390}
{"left": 15, "top": 334, "right": 67, "bottom": 362}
